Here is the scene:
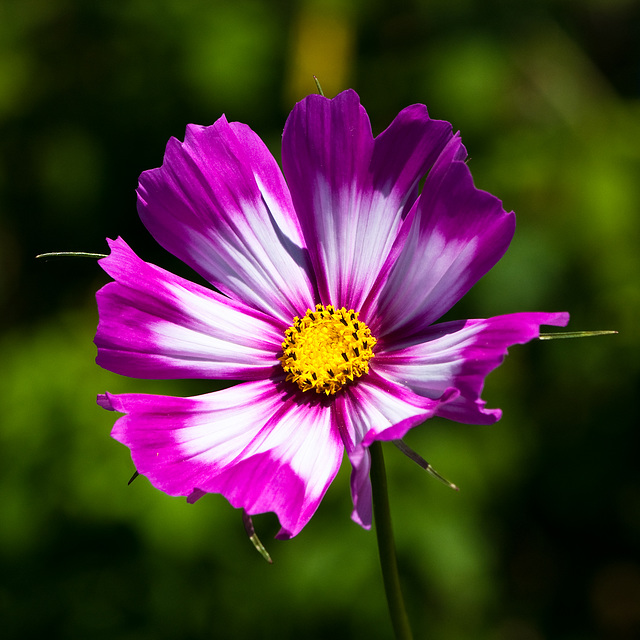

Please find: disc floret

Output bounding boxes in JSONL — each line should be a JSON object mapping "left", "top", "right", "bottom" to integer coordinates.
{"left": 280, "top": 304, "right": 377, "bottom": 395}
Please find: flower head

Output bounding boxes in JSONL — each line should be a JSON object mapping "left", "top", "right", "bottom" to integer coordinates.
{"left": 95, "top": 90, "right": 568, "bottom": 539}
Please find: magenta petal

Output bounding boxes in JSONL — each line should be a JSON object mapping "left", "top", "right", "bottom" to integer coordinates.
{"left": 103, "top": 379, "right": 343, "bottom": 539}
{"left": 282, "top": 89, "right": 453, "bottom": 311}
{"left": 137, "top": 117, "right": 316, "bottom": 322}
{"left": 375, "top": 311, "right": 570, "bottom": 425}
{"left": 333, "top": 373, "right": 459, "bottom": 528}
{"left": 95, "top": 238, "right": 283, "bottom": 380}
{"left": 370, "top": 135, "right": 516, "bottom": 340}
{"left": 347, "top": 444, "right": 372, "bottom": 529}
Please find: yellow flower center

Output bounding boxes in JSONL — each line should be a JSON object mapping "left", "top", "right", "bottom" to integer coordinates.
{"left": 279, "top": 304, "right": 377, "bottom": 395}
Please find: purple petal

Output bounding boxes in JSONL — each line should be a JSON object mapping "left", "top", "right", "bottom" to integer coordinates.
{"left": 137, "top": 117, "right": 316, "bottom": 322}
{"left": 346, "top": 444, "right": 372, "bottom": 529}
{"left": 102, "top": 379, "right": 343, "bottom": 539}
{"left": 375, "top": 311, "right": 570, "bottom": 425}
{"left": 95, "top": 237, "right": 283, "bottom": 380}
{"left": 333, "top": 373, "right": 459, "bottom": 528}
{"left": 368, "top": 135, "right": 516, "bottom": 340}
{"left": 282, "top": 89, "right": 453, "bottom": 311}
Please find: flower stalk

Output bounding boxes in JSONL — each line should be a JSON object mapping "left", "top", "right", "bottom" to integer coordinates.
{"left": 370, "top": 441, "right": 414, "bottom": 640}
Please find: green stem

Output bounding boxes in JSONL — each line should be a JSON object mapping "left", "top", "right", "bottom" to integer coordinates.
{"left": 370, "top": 441, "right": 414, "bottom": 640}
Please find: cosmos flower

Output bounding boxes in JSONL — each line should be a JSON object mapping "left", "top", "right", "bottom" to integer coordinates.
{"left": 96, "top": 90, "right": 568, "bottom": 539}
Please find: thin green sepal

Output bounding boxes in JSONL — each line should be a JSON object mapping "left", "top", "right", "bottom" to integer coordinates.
{"left": 36, "top": 251, "right": 107, "bottom": 259}
{"left": 538, "top": 330, "right": 618, "bottom": 340}
{"left": 313, "top": 76, "right": 325, "bottom": 97}
{"left": 393, "top": 440, "right": 459, "bottom": 491}
{"left": 248, "top": 533, "right": 273, "bottom": 564}
{"left": 242, "top": 510, "right": 273, "bottom": 564}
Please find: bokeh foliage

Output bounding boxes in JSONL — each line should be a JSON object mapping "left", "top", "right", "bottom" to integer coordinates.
{"left": 1, "top": 0, "right": 639, "bottom": 638}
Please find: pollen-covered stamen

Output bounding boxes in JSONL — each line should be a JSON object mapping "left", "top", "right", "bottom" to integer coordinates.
{"left": 279, "top": 304, "right": 377, "bottom": 395}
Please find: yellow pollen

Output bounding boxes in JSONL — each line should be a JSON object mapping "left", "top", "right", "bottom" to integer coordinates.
{"left": 279, "top": 304, "right": 377, "bottom": 395}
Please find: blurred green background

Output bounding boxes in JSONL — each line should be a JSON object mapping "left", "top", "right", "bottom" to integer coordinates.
{"left": 1, "top": 0, "right": 639, "bottom": 638}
